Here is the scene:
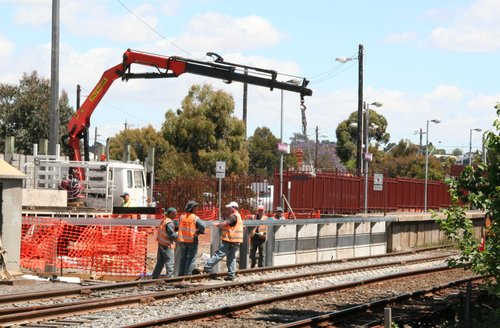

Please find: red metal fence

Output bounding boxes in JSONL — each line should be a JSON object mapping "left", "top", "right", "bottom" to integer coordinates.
{"left": 154, "top": 171, "right": 451, "bottom": 215}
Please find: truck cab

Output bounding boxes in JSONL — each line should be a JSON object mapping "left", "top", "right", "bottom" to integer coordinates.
{"left": 108, "top": 162, "right": 147, "bottom": 207}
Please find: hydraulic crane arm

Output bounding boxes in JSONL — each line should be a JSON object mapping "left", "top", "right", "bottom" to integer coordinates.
{"left": 63, "top": 49, "right": 313, "bottom": 162}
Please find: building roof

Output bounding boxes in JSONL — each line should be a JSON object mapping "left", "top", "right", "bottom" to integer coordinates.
{"left": 0, "top": 159, "right": 25, "bottom": 179}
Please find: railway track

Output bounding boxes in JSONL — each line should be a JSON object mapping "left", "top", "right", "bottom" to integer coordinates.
{"left": 125, "top": 267, "right": 479, "bottom": 328}
{"left": 0, "top": 247, "right": 459, "bottom": 327}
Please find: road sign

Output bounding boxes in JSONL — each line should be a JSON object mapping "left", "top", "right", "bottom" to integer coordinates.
{"left": 216, "top": 161, "right": 225, "bottom": 179}
{"left": 374, "top": 173, "right": 383, "bottom": 191}
{"left": 277, "top": 143, "right": 290, "bottom": 153}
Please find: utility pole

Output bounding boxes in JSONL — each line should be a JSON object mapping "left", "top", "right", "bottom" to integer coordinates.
{"left": 315, "top": 126, "right": 319, "bottom": 171}
{"left": 93, "top": 127, "right": 100, "bottom": 161}
{"left": 357, "top": 44, "right": 364, "bottom": 175}
{"left": 242, "top": 68, "right": 248, "bottom": 137}
{"left": 49, "top": 0, "right": 60, "bottom": 156}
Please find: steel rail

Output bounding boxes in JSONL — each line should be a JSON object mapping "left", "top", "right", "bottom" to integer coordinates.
{"left": 0, "top": 254, "right": 453, "bottom": 326}
{"left": 124, "top": 266, "right": 462, "bottom": 327}
{"left": 0, "top": 245, "right": 452, "bottom": 305}
{"left": 278, "top": 275, "right": 484, "bottom": 327}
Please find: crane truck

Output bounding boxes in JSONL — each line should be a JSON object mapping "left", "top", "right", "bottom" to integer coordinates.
{"left": 22, "top": 49, "right": 312, "bottom": 217}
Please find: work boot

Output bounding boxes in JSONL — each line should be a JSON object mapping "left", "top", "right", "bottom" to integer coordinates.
{"left": 223, "top": 276, "right": 235, "bottom": 281}
{"left": 208, "top": 273, "right": 218, "bottom": 280}
{"left": 250, "top": 260, "right": 256, "bottom": 268}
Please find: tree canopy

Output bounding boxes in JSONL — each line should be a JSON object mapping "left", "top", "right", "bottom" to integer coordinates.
{"left": 436, "top": 103, "right": 500, "bottom": 295}
{"left": 0, "top": 71, "right": 74, "bottom": 154}
{"left": 247, "top": 127, "right": 279, "bottom": 177}
{"left": 160, "top": 84, "right": 248, "bottom": 178}
{"left": 335, "top": 110, "right": 390, "bottom": 172}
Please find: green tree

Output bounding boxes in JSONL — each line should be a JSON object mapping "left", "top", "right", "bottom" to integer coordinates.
{"left": 436, "top": 103, "right": 500, "bottom": 295}
{"left": 0, "top": 71, "right": 74, "bottom": 154}
{"left": 109, "top": 125, "right": 169, "bottom": 164}
{"left": 247, "top": 127, "right": 279, "bottom": 177}
{"left": 371, "top": 139, "right": 446, "bottom": 179}
{"left": 161, "top": 84, "right": 248, "bottom": 177}
{"left": 335, "top": 110, "right": 390, "bottom": 171}
{"left": 451, "top": 148, "right": 463, "bottom": 156}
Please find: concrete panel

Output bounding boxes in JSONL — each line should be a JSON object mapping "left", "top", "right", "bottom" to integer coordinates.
{"left": 337, "top": 248, "right": 354, "bottom": 259}
{"left": 371, "top": 221, "right": 385, "bottom": 233}
{"left": 318, "top": 249, "right": 336, "bottom": 261}
{"left": 318, "top": 223, "right": 337, "bottom": 237}
{"left": 318, "top": 223, "right": 336, "bottom": 257}
{"left": 275, "top": 239, "right": 296, "bottom": 253}
{"left": 273, "top": 253, "right": 296, "bottom": 266}
{"left": 1, "top": 180, "right": 23, "bottom": 273}
{"left": 417, "top": 223, "right": 425, "bottom": 246}
{"left": 390, "top": 223, "right": 401, "bottom": 251}
{"left": 409, "top": 224, "right": 417, "bottom": 247}
{"left": 273, "top": 225, "right": 296, "bottom": 265}
{"left": 296, "top": 252, "right": 317, "bottom": 263}
{"left": 275, "top": 224, "right": 296, "bottom": 239}
{"left": 371, "top": 244, "right": 386, "bottom": 255}
{"left": 22, "top": 189, "right": 67, "bottom": 207}
{"left": 318, "top": 236, "right": 336, "bottom": 249}
{"left": 296, "top": 224, "right": 318, "bottom": 255}
{"left": 354, "top": 222, "right": 370, "bottom": 257}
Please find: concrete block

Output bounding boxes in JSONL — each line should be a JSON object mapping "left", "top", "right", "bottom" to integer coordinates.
{"left": 296, "top": 252, "right": 317, "bottom": 263}
{"left": 337, "top": 248, "right": 354, "bottom": 259}
{"left": 318, "top": 249, "right": 336, "bottom": 261}
{"left": 273, "top": 253, "right": 296, "bottom": 266}
{"left": 22, "top": 189, "right": 67, "bottom": 207}
{"left": 371, "top": 244, "right": 386, "bottom": 255}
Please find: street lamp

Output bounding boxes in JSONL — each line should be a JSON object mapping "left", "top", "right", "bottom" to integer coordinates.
{"left": 280, "top": 79, "right": 301, "bottom": 208}
{"left": 424, "top": 119, "right": 441, "bottom": 212}
{"left": 363, "top": 101, "right": 382, "bottom": 213}
{"left": 336, "top": 44, "right": 364, "bottom": 175}
{"left": 469, "top": 128, "right": 482, "bottom": 165}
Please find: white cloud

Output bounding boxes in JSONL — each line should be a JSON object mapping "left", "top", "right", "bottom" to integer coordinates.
{"left": 11, "top": 1, "right": 50, "bottom": 26}
{"left": 173, "top": 12, "right": 283, "bottom": 52}
{"left": 0, "top": 35, "right": 14, "bottom": 64}
{"left": 429, "top": 0, "right": 500, "bottom": 52}
{"left": 384, "top": 32, "right": 417, "bottom": 44}
{"left": 61, "top": 2, "right": 159, "bottom": 43}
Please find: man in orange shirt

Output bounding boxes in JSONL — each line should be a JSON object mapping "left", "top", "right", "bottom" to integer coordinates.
{"left": 204, "top": 201, "right": 243, "bottom": 281}
{"left": 152, "top": 208, "right": 178, "bottom": 279}
{"left": 177, "top": 201, "right": 206, "bottom": 276}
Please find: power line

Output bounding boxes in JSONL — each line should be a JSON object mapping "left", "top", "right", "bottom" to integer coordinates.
{"left": 114, "top": 0, "right": 193, "bottom": 58}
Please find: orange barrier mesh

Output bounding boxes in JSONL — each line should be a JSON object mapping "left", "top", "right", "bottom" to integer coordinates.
{"left": 21, "top": 217, "right": 148, "bottom": 276}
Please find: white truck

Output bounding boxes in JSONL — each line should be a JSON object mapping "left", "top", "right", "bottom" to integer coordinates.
{"left": 21, "top": 155, "right": 152, "bottom": 216}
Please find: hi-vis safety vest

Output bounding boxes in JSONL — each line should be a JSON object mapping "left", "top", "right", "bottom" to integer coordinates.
{"left": 177, "top": 213, "right": 199, "bottom": 243}
{"left": 254, "top": 214, "right": 268, "bottom": 237}
{"left": 156, "top": 217, "right": 175, "bottom": 247}
{"left": 221, "top": 212, "right": 243, "bottom": 243}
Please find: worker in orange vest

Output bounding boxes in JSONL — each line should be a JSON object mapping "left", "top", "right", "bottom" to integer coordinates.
{"left": 204, "top": 201, "right": 243, "bottom": 281}
{"left": 177, "top": 201, "right": 206, "bottom": 276}
{"left": 249, "top": 205, "right": 268, "bottom": 268}
{"left": 152, "top": 207, "right": 178, "bottom": 279}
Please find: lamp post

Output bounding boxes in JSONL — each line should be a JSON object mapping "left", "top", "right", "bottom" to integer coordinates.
{"left": 363, "top": 101, "right": 382, "bottom": 213}
{"left": 424, "top": 119, "right": 441, "bottom": 212}
{"left": 469, "top": 128, "right": 482, "bottom": 165}
{"left": 280, "top": 79, "right": 301, "bottom": 208}
{"left": 336, "top": 43, "right": 364, "bottom": 175}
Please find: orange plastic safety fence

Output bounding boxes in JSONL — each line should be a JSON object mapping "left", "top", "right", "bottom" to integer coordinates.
{"left": 21, "top": 217, "right": 148, "bottom": 276}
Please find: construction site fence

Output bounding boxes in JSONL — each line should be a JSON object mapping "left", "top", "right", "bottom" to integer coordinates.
{"left": 153, "top": 170, "right": 451, "bottom": 215}
{"left": 19, "top": 206, "right": 319, "bottom": 277}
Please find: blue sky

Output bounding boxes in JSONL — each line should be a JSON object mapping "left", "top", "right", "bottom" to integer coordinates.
{"left": 1, "top": 0, "right": 499, "bottom": 155}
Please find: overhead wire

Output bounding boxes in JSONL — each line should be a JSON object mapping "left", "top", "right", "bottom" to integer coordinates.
{"left": 114, "top": 0, "right": 193, "bottom": 58}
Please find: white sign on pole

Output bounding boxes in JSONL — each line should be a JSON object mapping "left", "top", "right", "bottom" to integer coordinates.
{"left": 373, "top": 173, "right": 383, "bottom": 191}
{"left": 216, "top": 161, "right": 226, "bottom": 179}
